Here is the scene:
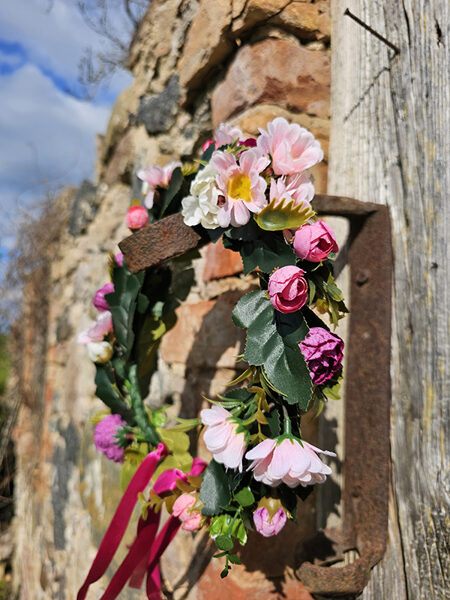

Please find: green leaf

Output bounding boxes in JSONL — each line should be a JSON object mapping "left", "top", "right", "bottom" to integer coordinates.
{"left": 228, "top": 554, "right": 241, "bottom": 565}
{"left": 236, "top": 521, "right": 248, "bottom": 545}
{"left": 232, "top": 291, "right": 312, "bottom": 409}
{"left": 215, "top": 535, "right": 234, "bottom": 551}
{"left": 159, "top": 167, "right": 183, "bottom": 217}
{"left": 200, "top": 460, "right": 231, "bottom": 516}
{"left": 128, "top": 364, "right": 160, "bottom": 446}
{"left": 220, "top": 568, "right": 229, "bottom": 579}
{"left": 106, "top": 266, "right": 144, "bottom": 361}
{"left": 254, "top": 197, "right": 315, "bottom": 231}
{"left": 266, "top": 408, "right": 281, "bottom": 437}
{"left": 234, "top": 487, "right": 255, "bottom": 507}
{"left": 94, "top": 364, "right": 133, "bottom": 423}
{"left": 223, "top": 221, "right": 296, "bottom": 274}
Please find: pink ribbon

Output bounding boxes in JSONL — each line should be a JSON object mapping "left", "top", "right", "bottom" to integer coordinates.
{"left": 77, "top": 446, "right": 206, "bottom": 600}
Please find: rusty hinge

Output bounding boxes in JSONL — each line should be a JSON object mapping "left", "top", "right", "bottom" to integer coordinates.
{"left": 119, "top": 195, "right": 392, "bottom": 597}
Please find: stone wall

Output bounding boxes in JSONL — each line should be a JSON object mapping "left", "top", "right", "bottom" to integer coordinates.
{"left": 13, "top": 1, "right": 332, "bottom": 598}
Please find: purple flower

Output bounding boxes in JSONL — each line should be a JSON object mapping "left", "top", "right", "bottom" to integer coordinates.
{"left": 253, "top": 506, "right": 287, "bottom": 537}
{"left": 94, "top": 414, "right": 126, "bottom": 463}
{"left": 93, "top": 282, "right": 114, "bottom": 312}
{"left": 299, "top": 327, "right": 344, "bottom": 385}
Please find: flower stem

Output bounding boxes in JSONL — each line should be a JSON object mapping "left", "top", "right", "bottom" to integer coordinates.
{"left": 282, "top": 405, "right": 292, "bottom": 435}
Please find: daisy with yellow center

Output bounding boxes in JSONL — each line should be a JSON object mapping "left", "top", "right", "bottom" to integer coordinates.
{"left": 210, "top": 148, "right": 270, "bottom": 227}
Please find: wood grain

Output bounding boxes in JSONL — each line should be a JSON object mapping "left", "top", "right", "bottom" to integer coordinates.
{"left": 329, "top": 1, "right": 449, "bottom": 598}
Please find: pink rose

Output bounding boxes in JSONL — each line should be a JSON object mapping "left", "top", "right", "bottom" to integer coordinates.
{"left": 172, "top": 493, "right": 203, "bottom": 531}
{"left": 299, "top": 327, "right": 344, "bottom": 385}
{"left": 267, "top": 265, "right": 308, "bottom": 313}
{"left": 200, "top": 405, "right": 247, "bottom": 471}
{"left": 246, "top": 437, "right": 335, "bottom": 487}
{"left": 93, "top": 282, "right": 114, "bottom": 312}
{"left": 253, "top": 506, "right": 287, "bottom": 537}
{"left": 94, "top": 414, "right": 126, "bottom": 463}
{"left": 293, "top": 221, "right": 338, "bottom": 262}
{"left": 126, "top": 205, "right": 148, "bottom": 231}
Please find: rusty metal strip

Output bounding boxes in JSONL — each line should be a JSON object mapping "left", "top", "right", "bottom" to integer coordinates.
{"left": 119, "top": 196, "right": 392, "bottom": 597}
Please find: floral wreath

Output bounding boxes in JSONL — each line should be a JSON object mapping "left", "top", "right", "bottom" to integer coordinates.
{"left": 77, "top": 117, "right": 347, "bottom": 600}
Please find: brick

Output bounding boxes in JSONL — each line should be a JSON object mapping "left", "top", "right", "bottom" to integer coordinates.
{"left": 212, "top": 38, "right": 330, "bottom": 126}
{"left": 203, "top": 239, "right": 243, "bottom": 281}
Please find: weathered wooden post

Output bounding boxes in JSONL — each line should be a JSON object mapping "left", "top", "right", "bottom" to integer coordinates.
{"left": 328, "top": 1, "right": 448, "bottom": 597}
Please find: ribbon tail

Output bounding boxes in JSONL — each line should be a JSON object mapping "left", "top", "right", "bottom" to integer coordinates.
{"left": 145, "top": 516, "right": 181, "bottom": 599}
{"left": 77, "top": 443, "right": 166, "bottom": 600}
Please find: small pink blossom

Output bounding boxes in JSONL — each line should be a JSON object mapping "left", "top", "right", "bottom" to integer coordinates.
{"left": 293, "top": 221, "right": 338, "bottom": 262}
{"left": 246, "top": 437, "right": 335, "bottom": 488}
{"left": 214, "top": 122, "right": 243, "bottom": 147}
{"left": 211, "top": 148, "right": 270, "bottom": 227}
{"left": 114, "top": 252, "right": 124, "bottom": 267}
{"left": 253, "top": 506, "right": 287, "bottom": 537}
{"left": 200, "top": 405, "right": 247, "bottom": 471}
{"left": 94, "top": 414, "right": 126, "bottom": 463}
{"left": 137, "top": 161, "right": 181, "bottom": 209}
{"left": 268, "top": 265, "right": 308, "bottom": 313}
{"left": 202, "top": 139, "right": 214, "bottom": 152}
{"left": 77, "top": 312, "right": 113, "bottom": 345}
{"left": 269, "top": 172, "right": 315, "bottom": 208}
{"left": 172, "top": 493, "right": 203, "bottom": 531}
{"left": 93, "top": 282, "right": 114, "bottom": 312}
{"left": 126, "top": 205, "right": 148, "bottom": 231}
{"left": 257, "top": 117, "right": 323, "bottom": 175}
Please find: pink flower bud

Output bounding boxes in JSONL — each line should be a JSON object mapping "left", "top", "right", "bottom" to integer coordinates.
{"left": 268, "top": 265, "right": 308, "bottom": 313}
{"left": 202, "top": 139, "right": 214, "bottom": 152}
{"left": 293, "top": 221, "right": 338, "bottom": 262}
{"left": 253, "top": 506, "right": 287, "bottom": 537}
{"left": 93, "top": 282, "right": 114, "bottom": 312}
{"left": 126, "top": 205, "right": 148, "bottom": 231}
{"left": 172, "top": 493, "right": 203, "bottom": 531}
{"left": 114, "top": 252, "right": 124, "bottom": 267}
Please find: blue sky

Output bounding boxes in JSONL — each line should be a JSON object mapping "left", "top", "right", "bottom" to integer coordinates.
{"left": 0, "top": 0, "right": 136, "bottom": 251}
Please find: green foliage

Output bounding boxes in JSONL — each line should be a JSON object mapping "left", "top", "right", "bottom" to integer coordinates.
{"left": 223, "top": 220, "right": 296, "bottom": 274}
{"left": 200, "top": 460, "right": 231, "bottom": 516}
{"left": 105, "top": 266, "right": 144, "bottom": 361}
{"left": 232, "top": 291, "right": 312, "bottom": 410}
{"left": 94, "top": 364, "right": 133, "bottom": 423}
{"left": 128, "top": 364, "right": 160, "bottom": 446}
{"left": 254, "top": 197, "right": 315, "bottom": 231}
{"left": 233, "top": 486, "right": 255, "bottom": 507}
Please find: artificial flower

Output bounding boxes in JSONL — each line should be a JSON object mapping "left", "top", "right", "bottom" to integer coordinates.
{"left": 77, "top": 312, "right": 113, "bottom": 345}
{"left": 126, "top": 205, "right": 149, "bottom": 231}
{"left": 137, "top": 161, "right": 181, "bottom": 209}
{"left": 172, "top": 492, "right": 203, "bottom": 531}
{"left": 246, "top": 437, "right": 335, "bottom": 487}
{"left": 293, "top": 220, "right": 338, "bottom": 262}
{"left": 267, "top": 265, "right": 308, "bottom": 313}
{"left": 87, "top": 340, "right": 113, "bottom": 363}
{"left": 269, "top": 172, "right": 315, "bottom": 208}
{"left": 253, "top": 506, "right": 287, "bottom": 537}
{"left": 257, "top": 117, "right": 323, "bottom": 175}
{"left": 299, "top": 327, "right": 344, "bottom": 385}
{"left": 214, "top": 122, "right": 244, "bottom": 147}
{"left": 201, "top": 405, "right": 247, "bottom": 471}
{"left": 94, "top": 414, "right": 126, "bottom": 463}
{"left": 211, "top": 148, "right": 269, "bottom": 227}
{"left": 93, "top": 282, "right": 114, "bottom": 312}
{"left": 181, "top": 163, "right": 221, "bottom": 229}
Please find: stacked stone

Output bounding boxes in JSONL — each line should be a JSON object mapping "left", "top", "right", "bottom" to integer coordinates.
{"left": 13, "top": 1, "right": 330, "bottom": 598}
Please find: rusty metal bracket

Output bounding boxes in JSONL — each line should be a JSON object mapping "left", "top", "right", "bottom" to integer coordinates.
{"left": 119, "top": 195, "right": 392, "bottom": 597}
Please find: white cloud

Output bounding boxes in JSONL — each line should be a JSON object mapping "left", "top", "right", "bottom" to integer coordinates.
{"left": 0, "top": 0, "right": 134, "bottom": 98}
{"left": 0, "top": 63, "right": 110, "bottom": 231}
